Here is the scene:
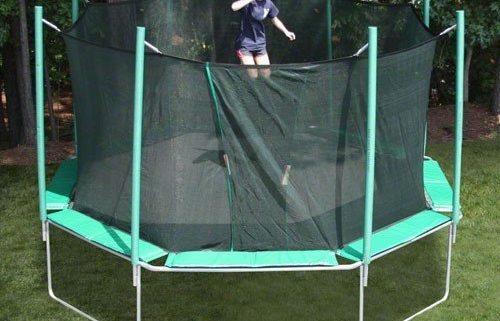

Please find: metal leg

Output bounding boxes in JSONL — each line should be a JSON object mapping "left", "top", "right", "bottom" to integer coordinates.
{"left": 45, "top": 222, "right": 100, "bottom": 321}
{"left": 359, "top": 265, "right": 364, "bottom": 321}
{"left": 363, "top": 264, "right": 369, "bottom": 287}
{"left": 402, "top": 225, "right": 453, "bottom": 321}
{"left": 136, "top": 265, "right": 142, "bottom": 321}
{"left": 42, "top": 222, "right": 47, "bottom": 242}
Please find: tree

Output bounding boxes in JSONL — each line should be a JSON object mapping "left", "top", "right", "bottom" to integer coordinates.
{"left": 0, "top": 0, "right": 36, "bottom": 146}
{"left": 0, "top": 83, "right": 7, "bottom": 140}
{"left": 493, "top": 55, "right": 500, "bottom": 123}
{"left": 1, "top": 0, "right": 73, "bottom": 146}
{"left": 2, "top": 40, "right": 23, "bottom": 146}
{"left": 15, "top": 0, "right": 36, "bottom": 145}
{"left": 0, "top": 0, "right": 19, "bottom": 146}
{"left": 430, "top": 0, "right": 500, "bottom": 105}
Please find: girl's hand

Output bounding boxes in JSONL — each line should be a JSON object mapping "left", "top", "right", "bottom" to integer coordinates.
{"left": 271, "top": 17, "right": 295, "bottom": 41}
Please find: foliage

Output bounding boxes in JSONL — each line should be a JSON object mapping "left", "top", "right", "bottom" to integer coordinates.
{"left": 377, "top": 0, "right": 499, "bottom": 104}
{"left": 470, "top": 43, "right": 499, "bottom": 103}
{"left": 1, "top": 1, "right": 73, "bottom": 91}
{"left": 380, "top": 0, "right": 500, "bottom": 48}
{"left": 34, "top": 1, "right": 73, "bottom": 90}
{"left": 427, "top": 0, "right": 499, "bottom": 103}
{"left": 0, "top": 1, "right": 17, "bottom": 47}
{"left": 430, "top": 0, "right": 500, "bottom": 49}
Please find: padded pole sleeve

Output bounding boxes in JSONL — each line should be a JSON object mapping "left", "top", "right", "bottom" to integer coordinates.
{"left": 131, "top": 26, "right": 146, "bottom": 266}
{"left": 363, "top": 27, "right": 377, "bottom": 265}
{"left": 71, "top": 0, "right": 79, "bottom": 23}
{"left": 71, "top": 0, "right": 79, "bottom": 155}
{"left": 423, "top": 0, "right": 431, "bottom": 27}
{"left": 326, "top": 0, "right": 333, "bottom": 59}
{"left": 422, "top": 0, "right": 431, "bottom": 155}
{"left": 452, "top": 11, "right": 464, "bottom": 225}
{"left": 35, "top": 6, "right": 47, "bottom": 223}
{"left": 326, "top": 0, "right": 334, "bottom": 126}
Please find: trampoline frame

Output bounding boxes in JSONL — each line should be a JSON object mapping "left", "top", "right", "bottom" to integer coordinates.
{"left": 44, "top": 218, "right": 453, "bottom": 321}
{"left": 35, "top": 1, "right": 465, "bottom": 320}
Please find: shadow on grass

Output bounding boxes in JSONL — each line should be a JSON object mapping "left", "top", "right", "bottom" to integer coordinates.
{"left": 39, "top": 226, "right": 448, "bottom": 321}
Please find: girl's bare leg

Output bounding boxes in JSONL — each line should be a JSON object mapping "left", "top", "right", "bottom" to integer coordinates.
{"left": 255, "top": 54, "right": 271, "bottom": 77}
{"left": 239, "top": 54, "right": 258, "bottom": 78}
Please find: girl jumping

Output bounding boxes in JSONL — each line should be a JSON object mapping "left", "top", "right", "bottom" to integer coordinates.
{"left": 231, "top": 0, "right": 295, "bottom": 77}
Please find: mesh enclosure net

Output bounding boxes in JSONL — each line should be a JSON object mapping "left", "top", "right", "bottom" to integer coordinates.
{"left": 63, "top": 0, "right": 438, "bottom": 252}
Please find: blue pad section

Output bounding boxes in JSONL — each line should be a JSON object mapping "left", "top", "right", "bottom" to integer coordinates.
{"left": 165, "top": 250, "right": 339, "bottom": 268}
{"left": 48, "top": 209, "right": 167, "bottom": 262}
{"left": 46, "top": 158, "right": 77, "bottom": 210}
{"left": 424, "top": 159, "right": 454, "bottom": 212}
{"left": 338, "top": 210, "right": 451, "bottom": 262}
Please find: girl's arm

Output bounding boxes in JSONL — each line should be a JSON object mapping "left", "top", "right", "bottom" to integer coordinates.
{"left": 231, "top": 0, "right": 254, "bottom": 11}
{"left": 271, "top": 17, "right": 296, "bottom": 41}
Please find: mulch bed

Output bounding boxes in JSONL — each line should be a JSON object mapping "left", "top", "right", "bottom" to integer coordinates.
{"left": 0, "top": 141, "right": 75, "bottom": 165}
{"left": 428, "top": 103, "right": 498, "bottom": 144}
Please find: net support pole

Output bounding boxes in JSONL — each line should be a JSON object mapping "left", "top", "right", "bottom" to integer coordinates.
{"left": 71, "top": 0, "right": 79, "bottom": 23}
{"left": 131, "top": 26, "right": 146, "bottom": 272}
{"left": 362, "top": 26, "right": 377, "bottom": 287}
{"left": 71, "top": 0, "right": 79, "bottom": 156}
{"left": 422, "top": 0, "right": 430, "bottom": 154}
{"left": 452, "top": 11, "right": 464, "bottom": 241}
{"left": 423, "top": 0, "right": 430, "bottom": 27}
{"left": 326, "top": 0, "right": 333, "bottom": 59}
{"left": 35, "top": 6, "right": 47, "bottom": 241}
{"left": 326, "top": 0, "right": 334, "bottom": 126}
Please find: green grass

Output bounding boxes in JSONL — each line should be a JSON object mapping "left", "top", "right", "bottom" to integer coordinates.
{"left": 0, "top": 138, "right": 499, "bottom": 321}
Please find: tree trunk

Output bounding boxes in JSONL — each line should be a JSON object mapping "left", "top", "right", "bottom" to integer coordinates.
{"left": 0, "top": 82, "right": 8, "bottom": 142}
{"left": 15, "top": 0, "right": 36, "bottom": 145}
{"left": 2, "top": 43, "right": 23, "bottom": 147}
{"left": 492, "top": 54, "right": 500, "bottom": 125}
{"left": 44, "top": 58, "right": 58, "bottom": 142}
{"left": 464, "top": 44, "right": 473, "bottom": 103}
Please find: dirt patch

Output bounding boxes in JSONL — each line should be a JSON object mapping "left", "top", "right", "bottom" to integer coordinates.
{"left": 1, "top": 92, "right": 76, "bottom": 165}
{"left": 0, "top": 142, "right": 75, "bottom": 165}
{"left": 428, "top": 103, "right": 499, "bottom": 144}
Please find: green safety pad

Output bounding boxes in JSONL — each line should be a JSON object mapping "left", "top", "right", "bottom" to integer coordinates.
{"left": 338, "top": 210, "right": 451, "bottom": 262}
{"left": 46, "top": 159, "right": 78, "bottom": 210}
{"left": 424, "top": 159, "right": 453, "bottom": 212}
{"left": 48, "top": 209, "right": 167, "bottom": 262}
{"left": 165, "top": 250, "right": 338, "bottom": 268}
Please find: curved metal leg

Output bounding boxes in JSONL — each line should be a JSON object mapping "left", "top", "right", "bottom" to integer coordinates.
{"left": 402, "top": 225, "right": 453, "bottom": 321}
{"left": 44, "top": 221, "right": 452, "bottom": 321}
{"left": 45, "top": 222, "right": 100, "bottom": 321}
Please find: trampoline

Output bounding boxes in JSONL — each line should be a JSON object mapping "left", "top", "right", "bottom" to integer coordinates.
{"left": 35, "top": 1, "right": 465, "bottom": 320}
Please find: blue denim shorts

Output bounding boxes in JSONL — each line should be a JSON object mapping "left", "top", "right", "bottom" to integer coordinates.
{"left": 236, "top": 47, "right": 268, "bottom": 59}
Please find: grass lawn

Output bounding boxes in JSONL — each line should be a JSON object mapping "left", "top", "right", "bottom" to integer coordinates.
{"left": 0, "top": 138, "right": 499, "bottom": 321}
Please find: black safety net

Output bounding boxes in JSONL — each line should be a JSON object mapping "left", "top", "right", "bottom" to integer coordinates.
{"left": 63, "top": 0, "right": 438, "bottom": 252}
